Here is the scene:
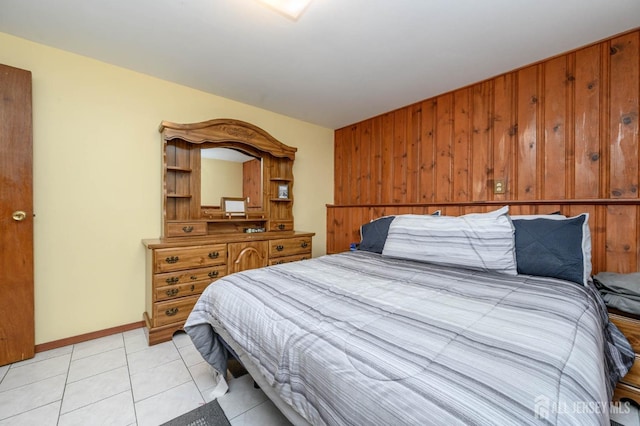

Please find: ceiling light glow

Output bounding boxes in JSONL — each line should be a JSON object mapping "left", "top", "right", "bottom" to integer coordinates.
{"left": 257, "top": 0, "right": 313, "bottom": 20}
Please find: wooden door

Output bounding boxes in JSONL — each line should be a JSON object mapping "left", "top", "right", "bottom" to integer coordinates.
{"left": 228, "top": 241, "right": 268, "bottom": 274}
{"left": 0, "top": 64, "right": 34, "bottom": 366}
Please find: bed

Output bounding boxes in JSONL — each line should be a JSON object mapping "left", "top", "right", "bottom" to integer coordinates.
{"left": 185, "top": 207, "right": 634, "bottom": 425}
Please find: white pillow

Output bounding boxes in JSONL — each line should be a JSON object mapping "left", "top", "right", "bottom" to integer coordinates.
{"left": 382, "top": 206, "right": 517, "bottom": 275}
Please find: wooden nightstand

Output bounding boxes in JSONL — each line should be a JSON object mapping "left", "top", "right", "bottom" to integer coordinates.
{"left": 608, "top": 309, "right": 640, "bottom": 404}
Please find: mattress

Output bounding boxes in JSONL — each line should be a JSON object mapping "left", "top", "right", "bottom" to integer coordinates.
{"left": 185, "top": 251, "right": 633, "bottom": 425}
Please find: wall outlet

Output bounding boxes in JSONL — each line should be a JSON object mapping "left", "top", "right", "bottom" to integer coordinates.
{"left": 494, "top": 179, "right": 506, "bottom": 194}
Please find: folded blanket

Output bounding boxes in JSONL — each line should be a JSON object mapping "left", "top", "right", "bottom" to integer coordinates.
{"left": 594, "top": 272, "right": 640, "bottom": 315}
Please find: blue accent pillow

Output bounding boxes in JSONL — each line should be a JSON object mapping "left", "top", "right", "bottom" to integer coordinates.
{"left": 359, "top": 211, "right": 441, "bottom": 254}
{"left": 513, "top": 214, "right": 592, "bottom": 285}
{"left": 359, "top": 216, "right": 395, "bottom": 254}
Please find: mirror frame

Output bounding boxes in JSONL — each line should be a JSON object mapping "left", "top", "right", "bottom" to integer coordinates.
{"left": 159, "top": 118, "right": 297, "bottom": 237}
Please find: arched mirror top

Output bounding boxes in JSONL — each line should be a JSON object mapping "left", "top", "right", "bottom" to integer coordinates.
{"left": 160, "top": 118, "right": 296, "bottom": 160}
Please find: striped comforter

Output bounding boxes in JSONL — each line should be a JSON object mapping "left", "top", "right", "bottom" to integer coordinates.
{"left": 185, "top": 251, "right": 633, "bottom": 425}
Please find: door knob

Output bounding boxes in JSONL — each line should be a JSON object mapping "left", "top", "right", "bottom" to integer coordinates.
{"left": 12, "top": 211, "right": 27, "bottom": 221}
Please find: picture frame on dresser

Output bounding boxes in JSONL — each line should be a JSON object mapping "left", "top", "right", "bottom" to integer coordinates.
{"left": 221, "top": 197, "right": 247, "bottom": 218}
{"left": 278, "top": 184, "right": 289, "bottom": 199}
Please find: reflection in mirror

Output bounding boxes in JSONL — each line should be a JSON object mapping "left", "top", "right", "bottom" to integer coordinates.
{"left": 201, "top": 148, "right": 262, "bottom": 209}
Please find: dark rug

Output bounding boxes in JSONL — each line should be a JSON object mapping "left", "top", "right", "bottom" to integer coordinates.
{"left": 161, "top": 400, "right": 230, "bottom": 426}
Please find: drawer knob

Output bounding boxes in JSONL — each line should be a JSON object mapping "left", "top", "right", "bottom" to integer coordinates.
{"left": 275, "top": 260, "right": 284, "bottom": 265}
{"left": 278, "top": 224, "right": 285, "bottom": 230}
{"left": 191, "top": 284, "right": 195, "bottom": 292}
{"left": 182, "top": 226, "right": 194, "bottom": 233}
{"left": 165, "top": 307, "right": 179, "bottom": 317}
{"left": 165, "top": 288, "right": 179, "bottom": 297}
{"left": 208, "top": 271, "right": 219, "bottom": 278}
{"left": 166, "top": 277, "right": 179, "bottom": 285}
{"left": 208, "top": 252, "right": 219, "bottom": 259}
{"left": 301, "top": 241, "right": 308, "bottom": 248}
{"left": 276, "top": 245, "right": 284, "bottom": 251}
{"left": 166, "top": 256, "right": 179, "bottom": 264}
{"left": 190, "top": 275, "right": 197, "bottom": 280}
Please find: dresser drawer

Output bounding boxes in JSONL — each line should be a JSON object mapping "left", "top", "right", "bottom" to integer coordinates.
{"left": 166, "top": 222, "right": 207, "bottom": 238}
{"left": 153, "top": 265, "right": 227, "bottom": 289}
{"left": 152, "top": 295, "right": 200, "bottom": 327}
{"left": 614, "top": 382, "right": 640, "bottom": 405}
{"left": 154, "top": 244, "right": 227, "bottom": 273}
{"left": 269, "top": 253, "right": 310, "bottom": 266}
{"left": 621, "top": 356, "right": 640, "bottom": 387}
{"left": 269, "top": 237, "right": 312, "bottom": 258}
{"left": 609, "top": 313, "right": 640, "bottom": 353}
{"left": 155, "top": 280, "right": 211, "bottom": 302}
{"left": 269, "top": 220, "right": 293, "bottom": 232}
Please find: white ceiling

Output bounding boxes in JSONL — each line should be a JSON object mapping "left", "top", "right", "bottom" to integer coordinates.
{"left": 1, "top": 0, "right": 638, "bottom": 129}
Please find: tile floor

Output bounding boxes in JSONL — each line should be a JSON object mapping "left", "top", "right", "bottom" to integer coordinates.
{"left": 0, "top": 328, "right": 291, "bottom": 426}
{"left": 2, "top": 327, "right": 640, "bottom": 426}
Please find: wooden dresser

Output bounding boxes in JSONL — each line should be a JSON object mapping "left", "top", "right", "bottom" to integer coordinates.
{"left": 142, "top": 118, "right": 314, "bottom": 345}
{"left": 143, "top": 232, "right": 312, "bottom": 345}
{"left": 609, "top": 310, "right": 640, "bottom": 403}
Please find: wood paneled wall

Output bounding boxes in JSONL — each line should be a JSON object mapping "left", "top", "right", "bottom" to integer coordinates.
{"left": 328, "top": 29, "right": 640, "bottom": 274}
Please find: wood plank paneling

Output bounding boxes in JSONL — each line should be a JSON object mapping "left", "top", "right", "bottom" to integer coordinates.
{"left": 471, "top": 82, "right": 492, "bottom": 200}
{"left": 453, "top": 90, "right": 470, "bottom": 201}
{"left": 492, "top": 74, "right": 515, "bottom": 202}
{"left": 419, "top": 100, "right": 437, "bottom": 202}
{"left": 435, "top": 93, "right": 454, "bottom": 201}
{"left": 516, "top": 65, "right": 539, "bottom": 200}
{"left": 330, "top": 29, "right": 640, "bottom": 274}
{"left": 543, "top": 56, "right": 568, "bottom": 200}
{"left": 609, "top": 32, "right": 639, "bottom": 198}
{"left": 574, "top": 44, "right": 602, "bottom": 199}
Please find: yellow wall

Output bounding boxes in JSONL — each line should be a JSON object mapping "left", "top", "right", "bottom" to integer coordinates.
{"left": 0, "top": 32, "right": 334, "bottom": 345}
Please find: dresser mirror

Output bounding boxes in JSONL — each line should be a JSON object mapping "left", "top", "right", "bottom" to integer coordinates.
{"left": 200, "top": 147, "right": 263, "bottom": 210}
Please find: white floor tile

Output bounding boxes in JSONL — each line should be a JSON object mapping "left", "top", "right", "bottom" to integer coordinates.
{"left": 58, "top": 390, "right": 136, "bottom": 426}
{"left": 0, "top": 401, "right": 60, "bottom": 426}
{"left": 188, "top": 361, "right": 220, "bottom": 395}
{"left": 177, "top": 341, "right": 206, "bottom": 367}
{"left": 61, "top": 366, "right": 131, "bottom": 414}
{"left": 67, "top": 347, "right": 127, "bottom": 383}
{"left": 126, "top": 341, "right": 180, "bottom": 375}
{"left": 72, "top": 334, "right": 124, "bottom": 361}
{"left": 123, "top": 328, "right": 148, "bottom": 355}
{"left": 0, "top": 365, "right": 8, "bottom": 382}
{"left": 11, "top": 345, "right": 72, "bottom": 367}
{"left": 130, "top": 359, "right": 191, "bottom": 402}
{"left": 134, "top": 381, "right": 204, "bottom": 426}
{"left": 0, "top": 353, "right": 70, "bottom": 392}
{"left": 0, "top": 329, "right": 293, "bottom": 426}
{"left": 171, "top": 331, "right": 193, "bottom": 348}
{"left": 217, "top": 374, "right": 269, "bottom": 420}
{"left": 230, "top": 399, "right": 293, "bottom": 426}
{"left": 0, "top": 374, "right": 66, "bottom": 420}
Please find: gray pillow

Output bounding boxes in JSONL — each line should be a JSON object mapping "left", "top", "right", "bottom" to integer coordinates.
{"left": 382, "top": 206, "right": 518, "bottom": 275}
